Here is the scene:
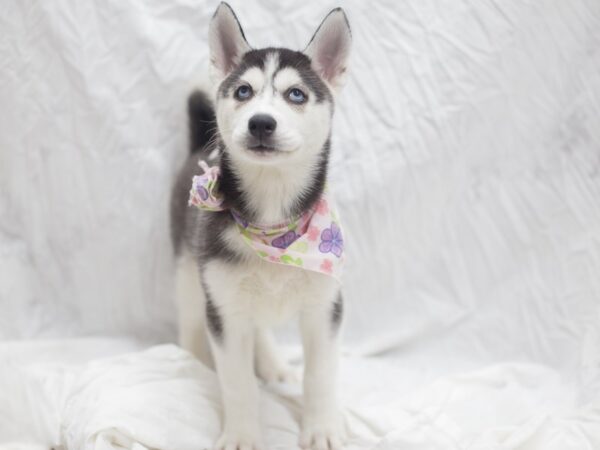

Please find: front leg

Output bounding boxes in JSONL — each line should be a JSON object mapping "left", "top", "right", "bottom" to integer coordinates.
{"left": 300, "top": 294, "right": 344, "bottom": 450}
{"left": 203, "top": 269, "right": 263, "bottom": 450}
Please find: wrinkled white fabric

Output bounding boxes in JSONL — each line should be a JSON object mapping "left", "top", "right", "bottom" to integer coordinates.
{"left": 1, "top": 343, "right": 599, "bottom": 449}
{"left": 1, "top": 0, "right": 600, "bottom": 448}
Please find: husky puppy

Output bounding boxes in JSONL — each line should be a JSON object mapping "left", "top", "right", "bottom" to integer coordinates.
{"left": 170, "top": 3, "right": 351, "bottom": 449}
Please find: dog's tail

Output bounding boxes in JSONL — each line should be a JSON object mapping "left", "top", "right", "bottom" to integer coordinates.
{"left": 187, "top": 90, "right": 216, "bottom": 154}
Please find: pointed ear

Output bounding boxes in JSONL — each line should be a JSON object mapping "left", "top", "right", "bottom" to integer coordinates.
{"left": 304, "top": 8, "right": 352, "bottom": 90}
{"left": 209, "top": 2, "right": 251, "bottom": 80}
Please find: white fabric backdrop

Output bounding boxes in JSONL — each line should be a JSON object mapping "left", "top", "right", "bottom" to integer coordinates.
{"left": 1, "top": 0, "right": 600, "bottom": 449}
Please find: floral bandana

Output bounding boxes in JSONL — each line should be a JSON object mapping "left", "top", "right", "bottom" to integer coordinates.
{"left": 188, "top": 160, "right": 344, "bottom": 281}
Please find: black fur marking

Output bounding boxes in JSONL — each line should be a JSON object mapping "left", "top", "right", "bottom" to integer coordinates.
{"left": 274, "top": 48, "right": 333, "bottom": 103}
{"left": 188, "top": 90, "right": 216, "bottom": 153}
{"left": 331, "top": 294, "right": 343, "bottom": 332}
{"left": 171, "top": 91, "right": 245, "bottom": 261}
{"left": 170, "top": 152, "right": 243, "bottom": 262}
{"left": 201, "top": 211, "right": 241, "bottom": 263}
{"left": 205, "top": 294, "right": 224, "bottom": 342}
{"left": 219, "top": 50, "right": 266, "bottom": 98}
{"left": 274, "top": 48, "right": 332, "bottom": 103}
{"left": 217, "top": 149, "right": 255, "bottom": 220}
{"left": 219, "top": 48, "right": 332, "bottom": 104}
{"left": 171, "top": 91, "right": 218, "bottom": 254}
{"left": 291, "top": 138, "right": 330, "bottom": 217}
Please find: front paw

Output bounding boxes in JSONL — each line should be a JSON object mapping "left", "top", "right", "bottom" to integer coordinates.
{"left": 215, "top": 429, "right": 264, "bottom": 450}
{"left": 300, "top": 416, "right": 345, "bottom": 450}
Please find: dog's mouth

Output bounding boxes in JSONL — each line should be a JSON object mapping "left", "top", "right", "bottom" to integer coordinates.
{"left": 247, "top": 143, "right": 278, "bottom": 153}
{"left": 244, "top": 139, "right": 283, "bottom": 157}
{"left": 241, "top": 136, "right": 298, "bottom": 160}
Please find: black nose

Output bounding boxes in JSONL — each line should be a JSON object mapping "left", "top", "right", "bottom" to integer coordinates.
{"left": 248, "top": 114, "right": 277, "bottom": 139}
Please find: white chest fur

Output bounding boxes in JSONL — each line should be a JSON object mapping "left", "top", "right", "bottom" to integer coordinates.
{"left": 202, "top": 224, "right": 339, "bottom": 328}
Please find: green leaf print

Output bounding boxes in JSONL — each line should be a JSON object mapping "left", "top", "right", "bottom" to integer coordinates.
{"left": 288, "top": 241, "right": 309, "bottom": 253}
{"left": 280, "top": 255, "right": 303, "bottom": 266}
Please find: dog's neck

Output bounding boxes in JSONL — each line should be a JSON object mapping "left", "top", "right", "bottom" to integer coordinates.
{"left": 218, "top": 141, "right": 330, "bottom": 225}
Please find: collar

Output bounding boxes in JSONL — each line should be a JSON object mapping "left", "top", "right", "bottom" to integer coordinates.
{"left": 188, "top": 159, "right": 344, "bottom": 280}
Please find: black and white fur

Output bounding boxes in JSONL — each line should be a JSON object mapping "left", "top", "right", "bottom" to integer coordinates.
{"left": 170, "top": 4, "right": 351, "bottom": 449}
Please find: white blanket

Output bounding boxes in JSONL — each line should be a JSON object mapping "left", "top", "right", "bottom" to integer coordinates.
{"left": 2, "top": 342, "right": 599, "bottom": 449}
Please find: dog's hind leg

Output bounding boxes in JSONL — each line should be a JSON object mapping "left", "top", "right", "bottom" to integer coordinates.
{"left": 255, "top": 329, "right": 300, "bottom": 384}
{"left": 175, "top": 252, "right": 213, "bottom": 368}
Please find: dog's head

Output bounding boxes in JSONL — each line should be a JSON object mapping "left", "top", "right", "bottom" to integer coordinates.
{"left": 209, "top": 3, "right": 351, "bottom": 166}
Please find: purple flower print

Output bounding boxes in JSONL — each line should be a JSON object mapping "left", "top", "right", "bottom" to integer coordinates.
{"left": 272, "top": 230, "right": 299, "bottom": 249}
{"left": 319, "top": 222, "right": 343, "bottom": 257}
{"left": 196, "top": 184, "right": 209, "bottom": 201}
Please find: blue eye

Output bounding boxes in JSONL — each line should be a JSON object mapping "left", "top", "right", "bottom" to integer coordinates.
{"left": 235, "top": 85, "right": 252, "bottom": 100}
{"left": 288, "top": 88, "right": 306, "bottom": 104}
